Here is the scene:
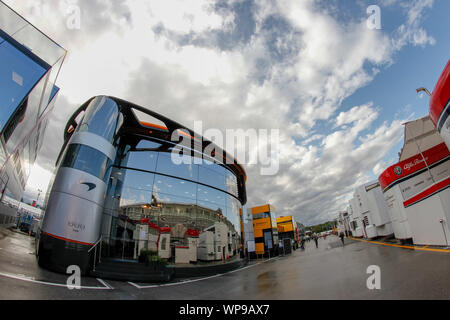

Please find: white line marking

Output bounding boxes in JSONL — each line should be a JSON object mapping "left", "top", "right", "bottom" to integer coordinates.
{"left": 226, "top": 263, "right": 260, "bottom": 274}
{"left": 129, "top": 273, "right": 223, "bottom": 289}
{"left": 127, "top": 281, "right": 141, "bottom": 289}
{"left": 97, "top": 278, "right": 114, "bottom": 290}
{"left": 0, "top": 271, "right": 112, "bottom": 290}
{"left": 129, "top": 258, "right": 277, "bottom": 289}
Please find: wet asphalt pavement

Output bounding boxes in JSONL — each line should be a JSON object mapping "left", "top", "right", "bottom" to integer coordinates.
{"left": 0, "top": 226, "right": 449, "bottom": 300}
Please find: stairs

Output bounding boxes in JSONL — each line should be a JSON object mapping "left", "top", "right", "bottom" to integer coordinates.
{"left": 172, "top": 258, "right": 246, "bottom": 279}
{"left": 90, "top": 258, "right": 174, "bottom": 282}
{"left": 90, "top": 257, "right": 247, "bottom": 282}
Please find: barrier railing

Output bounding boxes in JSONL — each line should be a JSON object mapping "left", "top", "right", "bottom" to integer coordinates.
{"left": 88, "top": 235, "right": 102, "bottom": 272}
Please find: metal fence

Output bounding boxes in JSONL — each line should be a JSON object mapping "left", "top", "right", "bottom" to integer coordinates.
{"left": 0, "top": 202, "right": 18, "bottom": 227}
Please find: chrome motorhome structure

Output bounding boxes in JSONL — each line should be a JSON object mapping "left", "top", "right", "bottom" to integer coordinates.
{"left": 37, "top": 96, "right": 247, "bottom": 275}
{"left": 0, "top": 2, "right": 66, "bottom": 220}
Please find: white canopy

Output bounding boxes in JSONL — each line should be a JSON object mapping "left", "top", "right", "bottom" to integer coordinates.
{"left": 399, "top": 115, "right": 444, "bottom": 161}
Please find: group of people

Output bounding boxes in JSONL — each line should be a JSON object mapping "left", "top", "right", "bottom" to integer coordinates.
{"left": 298, "top": 231, "right": 346, "bottom": 250}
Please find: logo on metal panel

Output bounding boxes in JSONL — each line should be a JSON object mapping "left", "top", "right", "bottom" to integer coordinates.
{"left": 393, "top": 166, "right": 402, "bottom": 176}
{"left": 80, "top": 182, "right": 96, "bottom": 191}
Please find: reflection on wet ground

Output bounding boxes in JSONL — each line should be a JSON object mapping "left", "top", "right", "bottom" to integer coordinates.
{"left": 1, "top": 228, "right": 450, "bottom": 300}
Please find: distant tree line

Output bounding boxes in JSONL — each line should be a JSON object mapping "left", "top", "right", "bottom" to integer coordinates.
{"left": 307, "top": 221, "right": 336, "bottom": 234}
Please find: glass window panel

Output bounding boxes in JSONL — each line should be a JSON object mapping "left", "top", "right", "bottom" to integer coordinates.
{"left": 201, "top": 158, "right": 226, "bottom": 174}
{"left": 37, "top": 72, "right": 52, "bottom": 117}
{"left": 0, "top": 147, "right": 6, "bottom": 174}
{"left": 10, "top": 24, "right": 65, "bottom": 66}
{"left": 37, "top": 117, "right": 50, "bottom": 153}
{"left": 136, "top": 139, "right": 161, "bottom": 149}
{"left": 0, "top": 40, "right": 48, "bottom": 133}
{"left": 126, "top": 149, "right": 158, "bottom": 172}
{"left": 0, "top": 41, "right": 46, "bottom": 152}
{"left": 197, "top": 185, "right": 226, "bottom": 207}
{"left": 6, "top": 73, "right": 49, "bottom": 156}
{"left": 197, "top": 199, "right": 224, "bottom": 213}
{"left": 39, "top": 56, "right": 64, "bottom": 117}
{"left": 61, "top": 144, "right": 112, "bottom": 181}
{"left": 156, "top": 192, "right": 197, "bottom": 206}
{"left": 118, "top": 169, "right": 155, "bottom": 207}
{"left": 78, "top": 96, "right": 121, "bottom": 142}
{"left": 225, "top": 194, "right": 234, "bottom": 209}
{"left": 153, "top": 174, "right": 197, "bottom": 204}
{"left": 48, "top": 85, "right": 59, "bottom": 104}
{"left": 156, "top": 152, "right": 198, "bottom": 181}
{"left": 198, "top": 165, "right": 226, "bottom": 191}
{"left": 0, "top": 3, "right": 28, "bottom": 36}
{"left": 225, "top": 169, "right": 239, "bottom": 197}
{"left": 23, "top": 141, "right": 30, "bottom": 180}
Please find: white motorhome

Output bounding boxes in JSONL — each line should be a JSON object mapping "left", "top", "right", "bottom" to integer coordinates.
{"left": 348, "top": 197, "right": 364, "bottom": 238}
{"left": 197, "top": 221, "right": 230, "bottom": 261}
{"left": 347, "top": 181, "right": 393, "bottom": 239}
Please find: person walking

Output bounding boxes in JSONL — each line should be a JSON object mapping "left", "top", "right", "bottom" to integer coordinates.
{"left": 313, "top": 234, "right": 318, "bottom": 248}
{"left": 339, "top": 231, "right": 345, "bottom": 246}
{"left": 279, "top": 239, "right": 284, "bottom": 255}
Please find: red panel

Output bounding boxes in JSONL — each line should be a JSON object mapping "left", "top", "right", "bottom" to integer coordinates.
{"left": 378, "top": 142, "right": 450, "bottom": 190}
{"left": 186, "top": 229, "right": 199, "bottom": 237}
{"left": 43, "top": 232, "right": 94, "bottom": 246}
{"left": 403, "top": 177, "right": 450, "bottom": 208}
{"left": 430, "top": 60, "right": 450, "bottom": 125}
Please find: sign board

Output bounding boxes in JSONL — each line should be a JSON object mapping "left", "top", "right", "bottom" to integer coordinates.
{"left": 246, "top": 240, "right": 255, "bottom": 253}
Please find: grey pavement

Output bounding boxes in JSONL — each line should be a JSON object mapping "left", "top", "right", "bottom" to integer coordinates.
{"left": 0, "top": 226, "right": 449, "bottom": 300}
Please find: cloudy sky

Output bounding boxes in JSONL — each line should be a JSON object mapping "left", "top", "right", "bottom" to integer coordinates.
{"left": 7, "top": 0, "right": 450, "bottom": 226}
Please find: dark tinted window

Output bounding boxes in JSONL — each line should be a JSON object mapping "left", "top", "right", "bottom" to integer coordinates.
{"left": 78, "top": 96, "right": 121, "bottom": 142}
{"left": 61, "top": 144, "right": 112, "bottom": 182}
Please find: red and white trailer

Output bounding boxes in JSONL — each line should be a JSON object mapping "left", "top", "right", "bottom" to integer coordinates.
{"left": 429, "top": 60, "right": 450, "bottom": 150}
{"left": 379, "top": 116, "right": 450, "bottom": 245}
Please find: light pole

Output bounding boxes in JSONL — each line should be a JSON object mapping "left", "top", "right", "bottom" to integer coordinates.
{"left": 439, "top": 218, "right": 449, "bottom": 249}
{"left": 416, "top": 87, "right": 431, "bottom": 97}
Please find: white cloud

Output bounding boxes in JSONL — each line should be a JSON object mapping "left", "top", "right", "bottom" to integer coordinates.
{"left": 6, "top": 0, "right": 437, "bottom": 225}
{"left": 392, "top": 0, "right": 436, "bottom": 49}
{"left": 145, "top": 0, "right": 229, "bottom": 33}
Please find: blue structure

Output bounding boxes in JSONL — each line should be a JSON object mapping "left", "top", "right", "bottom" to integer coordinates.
{"left": 0, "top": 1, "right": 66, "bottom": 207}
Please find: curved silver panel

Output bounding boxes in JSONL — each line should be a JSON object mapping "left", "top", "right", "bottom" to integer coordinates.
{"left": 42, "top": 167, "right": 107, "bottom": 244}
{"left": 70, "top": 131, "right": 116, "bottom": 161}
{"left": 50, "top": 167, "right": 106, "bottom": 205}
{"left": 42, "top": 190, "right": 104, "bottom": 244}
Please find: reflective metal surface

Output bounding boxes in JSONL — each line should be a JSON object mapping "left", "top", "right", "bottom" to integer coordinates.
{"left": 0, "top": 3, "right": 65, "bottom": 203}
{"left": 100, "top": 135, "right": 244, "bottom": 265}
{"left": 39, "top": 95, "right": 246, "bottom": 272}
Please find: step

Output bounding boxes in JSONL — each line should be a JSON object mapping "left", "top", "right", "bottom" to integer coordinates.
{"left": 94, "top": 260, "right": 168, "bottom": 273}
{"left": 91, "top": 257, "right": 247, "bottom": 281}
{"left": 91, "top": 269, "right": 173, "bottom": 282}
{"left": 171, "top": 259, "right": 246, "bottom": 278}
